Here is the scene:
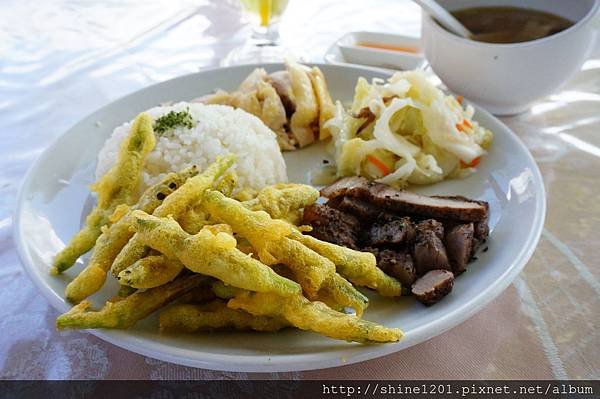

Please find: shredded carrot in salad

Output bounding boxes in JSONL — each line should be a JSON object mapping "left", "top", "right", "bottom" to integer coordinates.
{"left": 460, "top": 157, "right": 481, "bottom": 168}
{"left": 456, "top": 119, "right": 474, "bottom": 133}
{"left": 366, "top": 155, "right": 391, "bottom": 176}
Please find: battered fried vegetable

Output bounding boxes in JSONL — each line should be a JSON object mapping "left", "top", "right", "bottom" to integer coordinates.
{"left": 118, "top": 285, "right": 137, "bottom": 298}
{"left": 214, "top": 170, "right": 238, "bottom": 197}
{"left": 118, "top": 255, "right": 184, "bottom": 289}
{"left": 160, "top": 301, "right": 287, "bottom": 333}
{"left": 317, "top": 273, "right": 369, "bottom": 317}
{"left": 56, "top": 274, "right": 206, "bottom": 330}
{"left": 155, "top": 155, "right": 236, "bottom": 218}
{"left": 178, "top": 284, "right": 217, "bottom": 304}
{"left": 203, "top": 190, "right": 292, "bottom": 263}
{"left": 52, "top": 113, "right": 156, "bottom": 274}
{"left": 132, "top": 211, "right": 302, "bottom": 297}
{"left": 211, "top": 280, "right": 239, "bottom": 299}
{"left": 110, "top": 155, "right": 235, "bottom": 276}
{"left": 291, "top": 232, "right": 402, "bottom": 297}
{"left": 244, "top": 183, "right": 319, "bottom": 220}
{"left": 228, "top": 291, "right": 403, "bottom": 343}
{"left": 116, "top": 225, "right": 224, "bottom": 297}
{"left": 64, "top": 166, "right": 198, "bottom": 304}
{"left": 264, "top": 237, "right": 336, "bottom": 298}
{"left": 178, "top": 207, "right": 211, "bottom": 234}
{"left": 203, "top": 190, "right": 335, "bottom": 296}
{"left": 234, "top": 187, "right": 258, "bottom": 202}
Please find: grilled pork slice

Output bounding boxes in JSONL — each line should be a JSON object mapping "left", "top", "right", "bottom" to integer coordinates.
{"left": 364, "top": 216, "right": 415, "bottom": 247}
{"left": 445, "top": 223, "right": 475, "bottom": 275}
{"left": 411, "top": 269, "right": 454, "bottom": 305}
{"left": 375, "top": 249, "right": 417, "bottom": 287}
{"left": 302, "top": 204, "right": 360, "bottom": 249}
{"left": 321, "top": 177, "right": 488, "bottom": 222}
{"left": 415, "top": 219, "right": 444, "bottom": 240}
{"left": 329, "top": 196, "right": 392, "bottom": 222}
{"left": 413, "top": 220, "right": 451, "bottom": 275}
{"left": 474, "top": 219, "right": 489, "bottom": 239}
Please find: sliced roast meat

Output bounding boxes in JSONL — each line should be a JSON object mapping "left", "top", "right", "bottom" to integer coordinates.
{"left": 376, "top": 249, "right": 417, "bottom": 287}
{"left": 471, "top": 216, "right": 489, "bottom": 255}
{"left": 321, "top": 177, "right": 488, "bottom": 222}
{"left": 415, "top": 219, "right": 444, "bottom": 240}
{"left": 413, "top": 220, "right": 450, "bottom": 275}
{"left": 474, "top": 219, "right": 489, "bottom": 241}
{"left": 364, "top": 216, "right": 415, "bottom": 247}
{"left": 444, "top": 223, "right": 474, "bottom": 274}
{"left": 433, "top": 194, "right": 489, "bottom": 212}
{"left": 320, "top": 176, "right": 369, "bottom": 198}
{"left": 330, "top": 196, "right": 391, "bottom": 221}
{"left": 411, "top": 269, "right": 454, "bottom": 305}
{"left": 312, "top": 178, "right": 491, "bottom": 306}
{"left": 302, "top": 204, "right": 360, "bottom": 249}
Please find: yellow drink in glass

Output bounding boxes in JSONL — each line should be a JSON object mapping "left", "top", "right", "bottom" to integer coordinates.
{"left": 222, "top": 0, "right": 299, "bottom": 65}
{"left": 240, "top": 0, "right": 290, "bottom": 26}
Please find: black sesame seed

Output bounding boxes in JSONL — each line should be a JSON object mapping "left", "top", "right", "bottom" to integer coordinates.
{"left": 323, "top": 159, "right": 329, "bottom": 164}
{"left": 169, "top": 182, "right": 177, "bottom": 189}
{"left": 483, "top": 247, "right": 489, "bottom": 252}
{"left": 156, "top": 192, "right": 166, "bottom": 200}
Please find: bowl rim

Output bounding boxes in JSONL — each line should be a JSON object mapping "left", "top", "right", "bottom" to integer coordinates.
{"left": 422, "top": 0, "right": 600, "bottom": 49}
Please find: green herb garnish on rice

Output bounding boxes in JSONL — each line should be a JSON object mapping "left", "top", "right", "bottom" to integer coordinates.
{"left": 154, "top": 108, "right": 195, "bottom": 136}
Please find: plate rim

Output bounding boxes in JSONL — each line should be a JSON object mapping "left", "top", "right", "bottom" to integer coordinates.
{"left": 13, "top": 63, "right": 547, "bottom": 372}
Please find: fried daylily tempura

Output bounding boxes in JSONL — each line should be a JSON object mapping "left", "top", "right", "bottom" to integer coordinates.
{"left": 159, "top": 301, "right": 288, "bottom": 333}
{"left": 317, "top": 274, "right": 369, "bottom": 317}
{"left": 65, "top": 166, "right": 198, "bottom": 303}
{"left": 52, "top": 113, "right": 156, "bottom": 274}
{"left": 131, "top": 211, "right": 302, "bottom": 297}
{"left": 117, "top": 225, "right": 235, "bottom": 289}
{"left": 54, "top": 150, "right": 405, "bottom": 345}
{"left": 228, "top": 291, "right": 403, "bottom": 343}
{"left": 203, "top": 190, "right": 370, "bottom": 311}
{"left": 214, "top": 170, "right": 238, "bottom": 197}
{"left": 177, "top": 169, "right": 238, "bottom": 235}
{"left": 57, "top": 274, "right": 206, "bottom": 330}
{"left": 118, "top": 255, "right": 184, "bottom": 289}
{"left": 110, "top": 155, "right": 235, "bottom": 277}
{"left": 291, "top": 232, "right": 402, "bottom": 297}
{"left": 211, "top": 280, "right": 238, "bottom": 299}
{"left": 244, "top": 183, "right": 319, "bottom": 224}
{"left": 202, "top": 190, "right": 292, "bottom": 262}
{"left": 202, "top": 190, "right": 335, "bottom": 297}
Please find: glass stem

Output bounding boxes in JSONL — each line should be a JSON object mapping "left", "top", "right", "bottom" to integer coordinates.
{"left": 250, "top": 23, "right": 280, "bottom": 47}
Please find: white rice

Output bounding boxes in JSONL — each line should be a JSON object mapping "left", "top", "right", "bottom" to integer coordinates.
{"left": 95, "top": 102, "right": 287, "bottom": 191}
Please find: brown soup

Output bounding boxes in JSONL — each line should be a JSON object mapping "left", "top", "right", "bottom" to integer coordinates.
{"left": 451, "top": 6, "right": 574, "bottom": 44}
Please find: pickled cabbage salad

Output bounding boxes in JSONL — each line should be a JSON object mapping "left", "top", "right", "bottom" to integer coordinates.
{"left": 325, "top": 70, "right": 493, "bottom": 187}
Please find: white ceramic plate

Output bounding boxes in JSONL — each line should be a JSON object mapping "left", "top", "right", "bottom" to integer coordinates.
{"left": 14, "top": 63, "right": 545, "bottom": 372}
